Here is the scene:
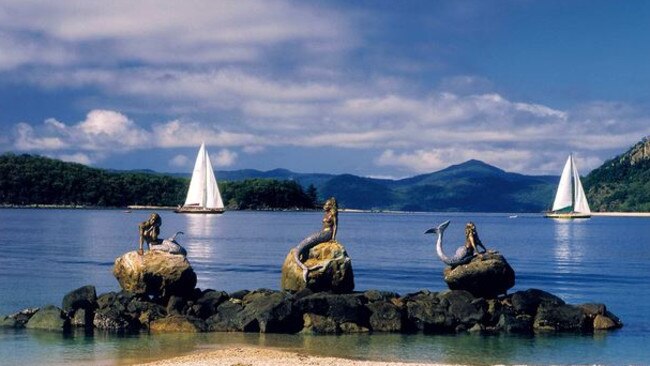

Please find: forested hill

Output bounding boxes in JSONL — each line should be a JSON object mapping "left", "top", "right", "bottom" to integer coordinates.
{"left": 584, "top": 137, "right": 650, "bottom": 211}
{"left": 0, "top": 154, "right": 317, "bottom": 209}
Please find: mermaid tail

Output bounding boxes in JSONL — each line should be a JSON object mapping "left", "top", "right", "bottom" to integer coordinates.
{"left": 425, "top": 220, "right": 473, "bottom": 267}
{"left": 294, "top": 229, "right": 333, "bottom": 282}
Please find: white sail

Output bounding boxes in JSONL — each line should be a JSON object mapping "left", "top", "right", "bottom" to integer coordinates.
{"left": 571, "top": 157, "right": 591, "bottom": 214}
{"left": 551, "top": 156, "right": 574, "bottom": 212}
{"left": 183, "top": 143, "right": 224, "bottom": 210}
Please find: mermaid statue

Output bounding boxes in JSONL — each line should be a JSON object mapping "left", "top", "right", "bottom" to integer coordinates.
{"left": 293, "top": 197, "right": 338, "bottom": 282}
{"left": 137, "top": 213, "right": 187, "bottom": 256}
{"left": 425, "top": 221, "right": 487, "bottom": 267}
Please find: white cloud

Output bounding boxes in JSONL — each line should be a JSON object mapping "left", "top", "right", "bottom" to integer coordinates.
{"left": 169, "top": 154, "right": 189, "bottom": 168}
{"left": 57, "top": 153, "right": 92, "bottom": 165}
{"left": 211, "top": 149, "right": 238, "bottom": 167}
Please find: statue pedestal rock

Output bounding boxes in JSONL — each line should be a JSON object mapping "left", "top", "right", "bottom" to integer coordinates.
{"left": 113, "top": 251, "right": 197, "bottom": 299}
{"left": 281, "top": 240, "right": 354, "bottom": 293}
{"left": 443, "top": 251, "right": 515, "bottom": 298}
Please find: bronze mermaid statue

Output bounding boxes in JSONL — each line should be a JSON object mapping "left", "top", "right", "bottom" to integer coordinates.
{"left": 293, "top": 197, "right": 338, "bottom": 282}
{"left": 425, "top": 221, "right": 487, "bottom": 267}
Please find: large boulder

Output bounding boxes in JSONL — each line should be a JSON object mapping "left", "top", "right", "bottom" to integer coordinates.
{"left": 25, "top": 305, "right": 70, "bottom": 332}
{"left": 113, "top": 250, "right": 197, "bottom": 298}
{"left": 443, "top": 251, "right": 515, "bottom": 298}
{"left": 280, "top": 241, "right": 354, "bottom": 293}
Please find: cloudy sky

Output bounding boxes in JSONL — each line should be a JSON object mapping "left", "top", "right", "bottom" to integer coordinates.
{"left": 1, "top": 0, "right": 649, "bottom": 177}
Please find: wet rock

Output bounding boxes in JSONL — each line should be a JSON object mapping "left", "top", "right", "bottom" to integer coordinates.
{"left": 302, "top": 313, "right": 338, "bottom": 334}
{"left": 206, "top": 300, "right": 245, "bottom": 332}
{"left": 497, "top": 312, "right": 533, "bottom": 333}
{"left": 296, "top": 292, "right": 369, "bottom": 334}
{"left": 593, "top": 314, "right": 622, "bottom": 330}
{"left": 533, "top": 303, "right": 589, "bottom": 332}
{"left": 0, "top": 307, "right": 39, "bottom": 328}
{"left": 443, "top": 252, "right": 515, "bottom": 298}
{"left": 511, "top": 289, "right": 565, "bottom": 316}
{"left": 403, "top": 291, "right": 453, "bottom": 333}
{"left": 193, "top": 290, "right": 229, "bottom": 319}
{"left": 25, "top": 305, "right": 70, "bottom": 332}
{"left": 237, "top": 289, "right": 300, "bottom": 333}
{"left": 281, "top": 241, "right": 354, "bottom": 293}
{"left": 150, "top": 315, "right": 206, "bottom": 333}
{"left": 93, "top": 291, "right": 140, "bottom": 332}
{"left": 367, "top": 301, "right": 403, "bottom": 332}
{"left": 113, "top": 250, "right": 197, "bottom": 299}
{"left": 62, "top": 285, "right": 97, "bottom": 315}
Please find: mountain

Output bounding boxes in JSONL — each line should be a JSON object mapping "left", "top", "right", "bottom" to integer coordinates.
{"left": 584, "top": 137, "right": 650, "bottom": 211}
{"left": 209, "top": 160, "right": 557, "bottom": 212}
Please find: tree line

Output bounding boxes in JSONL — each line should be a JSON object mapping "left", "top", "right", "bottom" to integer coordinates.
{"left": 0, "top": 153, "right": 318, "bottom": 210}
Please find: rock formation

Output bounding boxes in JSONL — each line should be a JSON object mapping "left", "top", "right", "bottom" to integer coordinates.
{"left": 443, "top": 251, "right": 515, "bottom": 298}
{"left": 113, "top": 250, "right": 197, "bottom": 299}
{"left": 281, "top": 241, "right": 354, "bottom": 293}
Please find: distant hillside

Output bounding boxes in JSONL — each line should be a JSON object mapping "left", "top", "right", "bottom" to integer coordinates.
{"left": 210, "top": 160, "right": 558, "bottom": 212}
{"left": 584, "top": 137, "right": 650, "bottom": 211}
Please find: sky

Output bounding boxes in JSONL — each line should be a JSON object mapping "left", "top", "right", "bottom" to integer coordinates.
{"left": 1, "top": 0, "right": 650, "bottom": 178}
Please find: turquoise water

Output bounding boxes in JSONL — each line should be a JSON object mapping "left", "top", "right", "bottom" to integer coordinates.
{"left": 0, "top": 209, "right": 649, "bottom": 365}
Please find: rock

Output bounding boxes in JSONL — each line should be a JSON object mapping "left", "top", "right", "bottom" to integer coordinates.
{"left": 192, "top": 290, "right": 229, "bottom": 319}
{"left": 150, "top": 315, "right": 206, "bottom": 333}
{"left": 533, "top": 303, "right": 589, "bottom": 332}
{"left": 206, "top": 300, "right": 245, "bottom": 332}
{"left": 93, "top": 291, "right": 140, "bottom": 332}
{"left": 497, "top": 313, "right": 533, "bottom": 333}
{"left": 71, "top": 309, "right": 91, "bottom": 328}
{"left": 296, "top": 293, "right": 369, "bottom": 334}
{"left": 593, "top": 314, "right": 622, "bottom": 330}
{"left": 237, "top": 289, "right": 300, "bottom": 333}
{"left": 511, "top": 289, "right": 565, "bottom": 316}
{"left": 1, "top": 307, "right": 39, "bottom": 328}
{"left": 302, "top": 313, "right": 338, "bottom": 334}
{"left": 443, "top": 251, "right": 515, "bottom": 298}
{"left": 281, "top": 241, "right": 354, "bottom": 293}
{"left": 403, "top": 291, "right": 453, "bottom": 333}
{"left": 25, "top": 305, "right": 70, "bottom": 332}
{"left": 367, "top": 301, "right": 403, "bottom": 332}
{"left": 62, "top": 285, "right": 97, "bottom": 314}
{"left": 113, "top": 250, "right": 197, "bottom": 298}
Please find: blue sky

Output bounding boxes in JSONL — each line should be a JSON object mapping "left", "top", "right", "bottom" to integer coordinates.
{"left": 1, "top": 0, "right": 649, "bottom": 177}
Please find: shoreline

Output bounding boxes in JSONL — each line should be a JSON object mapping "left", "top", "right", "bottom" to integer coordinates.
{"left": 134, "top": 346, "right": 455, "bottom": 366}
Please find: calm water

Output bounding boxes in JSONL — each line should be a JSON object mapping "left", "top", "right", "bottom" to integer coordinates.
{"left": 0, "top": 209, "right": 649, "bottom": 365}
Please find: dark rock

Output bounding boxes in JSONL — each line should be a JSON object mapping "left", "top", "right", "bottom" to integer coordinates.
{"left": 206, "top": 300, "right": 245, "bottom": 332}
{"left": 295, "top": 292, "right": 369, "bottom": 334}
{"left": 93, "top": 291, "right": 140, "bottom": 332}
{"left": 593, "top": 313, "right": 623, "bottom": 330}
{"left": 511, "top": 289, "right": 565, "bottom": 316}
{"left": 113, "top": 250, "right": 197, "bottom": 299}
{"left": 367, "top": 301, "right": 403, "bottom": 332}
{"left": 281, "top": 241, "right": 354, "bottom": 293}
{"left": 533, "top": 303, "right": 589, "bottom": 332}
{"left": 443, "top": 252, "right": 515, "bottom": 298}
{"left": 25, "top": 305, "right": 70, "bottom": 332}
{"left": 62, "top": 285, "right": 97, "bottom": 315}
{"left": 497, "top": 313, "right": 533, "bottom": 333}
{"left": 238, "top": 290, "right": 300, "bottom": 333}
{"left": 193, "top": 290, "right": 229, "bottom": 319}
{"left": 229, "top": 290, "right": 250, "bottom": 300}
{"left": 364, "top": 290, "right": 400, "bottom": 303}
{"left": 150, "top": 315, "right": 206, "bottom": 333}
{"left": 1, "top": 307, "right": 39, "bottom": 328}
{"left": 166, "top": 295, "right": 188, "bottom": 315}
{"left": 301, "top": 313, "right": 338, "bottom": 334}
{"left": 71, "top": 309, "right": 92, "bottom": 328}
{"left": 440, "top": 290, "right": 486, "bottom": 327}
{"left": 403, "top": 291, "right": 453, "bottom": 333}
{"left": 578, "top": 303, "right": 606, "bottom": 317}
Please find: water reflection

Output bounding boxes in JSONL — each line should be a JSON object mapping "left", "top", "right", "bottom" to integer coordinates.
{"left": 182, "top": 214, "right": 224, "bottom": 261}
{"left": 552, "top": 219, "right": 587, "bottom": 267}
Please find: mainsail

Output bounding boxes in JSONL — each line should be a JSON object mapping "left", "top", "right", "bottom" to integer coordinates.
{"left": 181, "top": 143, "right": 224, "bottom": 211}
{"left": 549, "top": 154, "right": 590, "bottom": 215}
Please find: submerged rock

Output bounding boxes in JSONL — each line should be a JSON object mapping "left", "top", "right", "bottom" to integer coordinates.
{"left": 280, "top": 241, "right": 354, "bottom": 293}
{"left": 113, "top": 250, "right": 197, "bottom": 298}
{"left": 443, "top": 251, "right": 515, "bottom": 298}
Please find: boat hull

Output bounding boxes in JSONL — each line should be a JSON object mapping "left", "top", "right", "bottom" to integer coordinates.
{"left": 544, "top": 212, "right": 591, "bottom": 219}
{"left": 174, "top": 207, "right": 225, "bottom": 214}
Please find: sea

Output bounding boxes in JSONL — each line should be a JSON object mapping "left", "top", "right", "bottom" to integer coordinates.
{"left": 0, "top": 209, "right": 648, "bottom": 365}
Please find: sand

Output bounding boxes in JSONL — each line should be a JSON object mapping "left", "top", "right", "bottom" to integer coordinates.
{"left": 135, "top": 346, "right": 455, "bottom": 366}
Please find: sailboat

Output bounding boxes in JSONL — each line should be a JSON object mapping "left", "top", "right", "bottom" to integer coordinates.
{"left": 544, "top": 154, "right": 591, "bottom": 219}
{"left": 175, "top": 143, "right": 225, "bottom": 214}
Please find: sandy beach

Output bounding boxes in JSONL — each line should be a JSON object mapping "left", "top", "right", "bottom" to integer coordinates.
{"left": 135, "top": 346, "right": 455, "bottom": 366}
